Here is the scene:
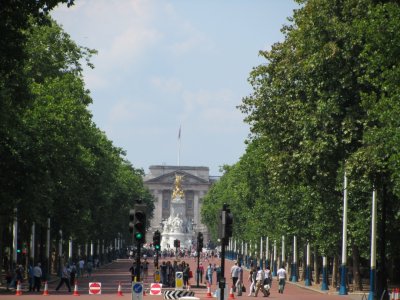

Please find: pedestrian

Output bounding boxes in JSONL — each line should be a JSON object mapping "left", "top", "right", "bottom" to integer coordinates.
{"left": 78, "top": 258, "right": 85, "bottom": 277}
{"left": 129, "top": 262, "right": 138, "bottom": 282}
{"left": 206, "top": 263, "right": 213, "bottom": 285}
{"left": 33, "top": 262, "right": 43, "bottom": 292}
{"left": 160, "top": 261, "right": 167, "bottom": 285}
{"left": 70, "top": 263, "right": 77, "bottom": 287}
{"left": 248, "top": 266, "right": 256, "bottom": 296}
{"left": 215, "top": 264, "right": 222, "bottom": 283}
{"left": 183, "top": 263, "right": 190, "bottom": 288}
{"left": 198, "top": 262, "right": 204, "bottom": 283}
{"left": 263, "top": 266, "right": 272, "bottom": 296}
{"left": 236, "top": 263, "right": 243, "bottom": 296}
{"left": 86, "top": 260, "right": 93, "bottom": 278}
{"left": 276, "top": 265, "right": 287, "bottom": 294}
{"left": 254, "top": 266, "right": 267, "bottom": 297}
{"left": 28, "top": 263, "right": 34, "bottom": 291}
{"left": 230, "top": 261, "right": 239, "bottom": 292}
{"left": 15, "top": 265, "right": 24, "bottom": 288}
{"left": 55, "top": 265, "right": 71, "bottom": 292}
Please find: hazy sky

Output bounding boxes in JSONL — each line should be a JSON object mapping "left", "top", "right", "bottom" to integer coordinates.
{"left": 51, "top": 0, "right": 299, "bottom": 176}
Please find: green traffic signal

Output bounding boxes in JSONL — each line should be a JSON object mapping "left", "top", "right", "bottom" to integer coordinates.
{"left": 135, "top": 232, "right": 143, "bottom": 240}
{"left": 155, "top": 244, "right": 160, "bottom": 250}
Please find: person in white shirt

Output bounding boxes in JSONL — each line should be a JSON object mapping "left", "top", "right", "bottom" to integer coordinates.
{"left": 254, "top": 267, "right": 267, "bottom": 297}
{"left": 33, "top": 262, "right": 42, "bottom": 292}
{"left": 276, "top": 266, "right": 287, "bottom": 294}
{"left": 230, "top": 262, "right": 239, "bottom": 292}
{"left": 235, "top": 263, "right": 243, "bottom": 295}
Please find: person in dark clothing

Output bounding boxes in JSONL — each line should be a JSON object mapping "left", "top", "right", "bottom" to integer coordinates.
{"left": 55, "top": 265, "right": 71, "bottom": 292}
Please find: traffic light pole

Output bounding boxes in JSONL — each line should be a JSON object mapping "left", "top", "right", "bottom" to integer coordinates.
{"left": 136, "top": 242, "right": 141, "bottom": 282}
{"left": 196, "top": 251, "right": 200, "bottom": 287}
{"left": 220, "top": 238, "right": 226, "bottom": 300}
{"left": 155, "top": 249, "right": 159, "bottom": 268}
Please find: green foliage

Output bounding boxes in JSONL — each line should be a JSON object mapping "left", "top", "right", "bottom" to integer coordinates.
{"left": 0, "top": 14, "right": 154, "bottom": 252}
{"left": 202, "top": 0, "right": 400, "bottom": 274}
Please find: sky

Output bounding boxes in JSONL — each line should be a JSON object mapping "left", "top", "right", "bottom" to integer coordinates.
{"left": 51, "top": 0, "right": 299, "bottom": 176}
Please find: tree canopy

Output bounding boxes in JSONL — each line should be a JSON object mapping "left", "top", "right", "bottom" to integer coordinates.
{"left": 202, "top": 0, "right": 400, "bottom": 287}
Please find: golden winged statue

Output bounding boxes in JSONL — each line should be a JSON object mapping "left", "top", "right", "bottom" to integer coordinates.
{"left": 172, "top": 174, "right": 185, "bottom": 199}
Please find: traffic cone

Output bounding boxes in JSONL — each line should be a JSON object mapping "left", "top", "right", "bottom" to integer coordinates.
{"left": 390, "top": 289, "right": 394, "bottom": 300}
{"left": 42, "top": 281, "right": 50, "bottom": 296}
{"left": 228, "top": 286, "right": 235, "bottom": 299}
{"left": 206, "top": 282, "right": 213, "bottom": 298}
{"left": 73, "top": 280, "right": 80, "bottom": 296}
{"left": 395, "top": 288, "right": 399, "bottom": 300}
{"left": 15, "top": 281, "right": 22, "bottom": 296}
{"left": 117, "top": 282, "right": 123, "bottom": 296}
{"left": 143, "top": 287, "right": 147, "bottom": 296}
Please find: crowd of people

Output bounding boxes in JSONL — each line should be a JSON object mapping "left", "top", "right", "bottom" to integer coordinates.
{"left": 230, "top": 261, "right": 287, "bottom": 297}
{"left": 3, "top": 256, "right": 101, "bottom": 293}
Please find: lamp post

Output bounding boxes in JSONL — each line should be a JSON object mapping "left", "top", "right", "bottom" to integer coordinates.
{"left": 339, "top": 171, "right": 348, "bottom": 295}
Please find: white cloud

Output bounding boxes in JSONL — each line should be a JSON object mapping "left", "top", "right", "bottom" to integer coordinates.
{"left": 108, "top": 99, "right": 155, "bottom": 124}
{"left": 150, "top": 77, "right": 183, "bottom": 94}
{"left": 180, "top": 88, "right": 244, "bottom": 134}
{"left": 167, "top": 21, "right": 214, "bottom": 56}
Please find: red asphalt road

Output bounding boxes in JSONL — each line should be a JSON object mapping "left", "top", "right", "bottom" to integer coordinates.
{"left": 0, "top": 256, "right": 364, "bottom": 300}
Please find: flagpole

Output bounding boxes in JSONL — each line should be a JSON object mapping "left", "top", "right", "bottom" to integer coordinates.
{"left": 178, "top": 126, "right": 181, "bottom": 166}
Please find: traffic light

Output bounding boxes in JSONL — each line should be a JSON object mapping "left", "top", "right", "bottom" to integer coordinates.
{"left": 174, "top": 239, "right": 180, "bottom": 248}
{"left": 129, "top": 209, "right": 135, "bottom": 234}
{"left": 133, "top": 204, "right": 147, "bottom": 243}
{"left": 225, "top": 208, "right": 233, "bottom": 238}
{"left": 197, "top": 232, "right": 203, "bottom": 252}
{"left": 153, "top": 230, "right": 161, "bottom": 251}
{"left": 219, "top": 203, "right": 233, "bottom": 244}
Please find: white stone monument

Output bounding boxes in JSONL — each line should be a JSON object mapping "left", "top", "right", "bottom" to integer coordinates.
{"left": 160, "top": 174, "right": 194, "bottom": 250}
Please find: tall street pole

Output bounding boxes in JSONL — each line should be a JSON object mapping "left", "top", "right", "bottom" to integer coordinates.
{"left": 339, "top": 171, "right": 348, "bottom": 295}
{"left": 368, "top": 189, "right": 377, "bottom": 300}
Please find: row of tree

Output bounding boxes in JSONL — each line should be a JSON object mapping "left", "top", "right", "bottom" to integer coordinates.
{"left": 0, "top": 0, "right": 153, "bottom": 276}
{"left": 201, "top": 0, "right": 400, "bottom": 296}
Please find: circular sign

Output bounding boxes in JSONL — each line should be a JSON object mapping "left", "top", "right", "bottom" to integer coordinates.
{"left": 89, "top": 282, "right": 101, "bottom": 295}
{"left": 133, "top": 283, "right": 143, "bottom": 294}
{"left": 150, "top": 283, "right": 162, "bottom": 295}
{"left": 176, "top": 273, "right": 183, "bottom": 279}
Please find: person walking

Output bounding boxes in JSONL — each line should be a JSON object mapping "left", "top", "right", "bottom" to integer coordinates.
{"left": 78, "top": 258, "right": 85, "bottom": 278}
{"left": 69, "top": 263, "right": 77, "bottom": 287}
{"left": 206, "top": 264, "right": 213, "bottom": 286}
{"left": 254, "top": 266, "right": 267, "bottom": 297}
{"left": 276, "top": 265, "right": 287, "bottom": 294}
{"left": 230, "top": 261, "right": 239, "bottom": 292}
{"left": 198, "top": 262, "right": 204, "bottom": 283}
{"left": 236, "top": 263, "right": 244, "bottom": 296}
{"left": 28, "top": 264, "right": 34, "bottom": 291}
{"left": 248, "top": 266, "right": 257, "bottom": 296}
{"left": 33, "top": 262, "right": 42, "bottom": 292}
{"left": 55, "top": 265, "right": 71, "bottom": 292}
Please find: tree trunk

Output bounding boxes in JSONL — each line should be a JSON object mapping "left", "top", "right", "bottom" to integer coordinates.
{"left": 351, "top": 243, "right": 363, "bottom": 291}
{"left": 332, "top": 255, "right": 338, "bottom": 289}
{"left": 314, "top": 247, "right": 320, "bottom": 284}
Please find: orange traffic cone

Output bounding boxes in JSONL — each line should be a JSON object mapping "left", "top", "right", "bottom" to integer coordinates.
{"left": 206, "top": 282, "right": 212, "bottom": 298}
{"left": 228, "top": 286, "right": 235, "bottom": 299}
{"left": 15, "top": 281, "right": 22, "bottom": 296}
{"left": 117, "top": 282, "right": 123, "bottom": 296}
{"left": 42, "top": 281, "right": 50, "bottom": 296}
{"left": 73, "top": 280, "right": 80, "bottom": 296}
